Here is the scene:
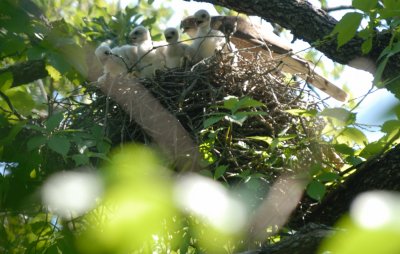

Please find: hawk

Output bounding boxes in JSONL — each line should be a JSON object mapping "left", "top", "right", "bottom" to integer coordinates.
{"left": 181, "top": 15, "right": 348, "bottom": 102}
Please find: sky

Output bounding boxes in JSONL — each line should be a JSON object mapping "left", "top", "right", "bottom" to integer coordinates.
{"left": 119, "top": 0, "right": 399, "bottom": 141}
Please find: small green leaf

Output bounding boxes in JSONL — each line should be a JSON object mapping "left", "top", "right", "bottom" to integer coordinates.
{"left": 0, "top": 72, "right": 13, "bottom": 91}
{"left": 225, "top": 114, "right": 248, "bottom": 126}
{"left": 233, "top": 97, "right": 264, "bottom": 112}
{"left": 45, "top": 65, "right": 62, "bottom": 81}
{"left": 333, "top": 143, "right": 355, "bottom": 155}
{"left": 214, "top": 165, "right": 228, "bottom": 179}
{"left": 27, "top": 135, "right": 47, "bottom": 151}
{"left": 381, "top": 120, "right": 400, "bottom": 134}
{"left": 359, "top": 142, "right": 384, "bottom": 158}
{"left": 337, "top": 127, "right": 368, "bottom": 146}
{"left": 319, "top": 108, "right": 356, "bottom": 124}
{"left": 72, "top": 154, "right": 89, "bottom": 166}
{"left": 222, "top": 96, "right": 239, "bottom": 111}
{"left": 306, "top": 180, "right": 326, "bottom": 201}
{"left": 45, "top": 113, "right": 64, "bottom": 132}
{"left": 333, "top": 12, "right": 363, "bottom": 47}
{"left": 48, "top": 135, "right": 70, "bottom": 156}
{"left": 352, "top": 0, "right": 378, "bottom": 11}
{"left": 96, "top": 140, "right": 111, "bottom": 154}
{"left": 345, "top": 156, "right": 364, "bottom": 166}
{"left": 248, "top": 136, "right": 273, "bottom": 144}
{"left": 285, "top": 108, "right": 318, "bottom": 117}
{"left": 361, "top": 37, "right": 373, "bottom": 54}
{"left": 203, "top": 115, "right": 224, "bottom": 128}
{"left": 317, "top": 172, "right": 340, "bottom": 182}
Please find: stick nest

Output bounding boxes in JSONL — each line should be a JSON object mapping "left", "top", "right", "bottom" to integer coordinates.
{"left": 78, "top": 50, "right": 339, "bottom": 182}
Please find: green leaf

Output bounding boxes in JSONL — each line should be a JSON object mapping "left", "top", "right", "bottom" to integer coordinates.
{"left": 345, "top": 156, "right": 364, "bottom": 166}
{"left": 316, "top": 172, "right": 340, "bottom": 182}
{"left": 333, "top": 143, "right": 355, "bottom": 155}
{"left": 232, "top": 97, "right": 264, "bottom": 113}
{"left": 382, "top": 0, "right": 400, "bottom": 9}
{"left": 45, "top": 113, "right": 64, "bottom": 132}
{"left": 72, "top": 154, "right": 89, "bottom": 166}
{"left": 203, "top": 115, "right": 224, "bottom": 128}
{"left": 248, "top": 136, "right": 273, "bottom": 144}
{"left": 306, "top": 180, "right": 326, "bottom": 201}
{"left": 45, "top": 65, "right": 62, "bottom": 81}
{"left": 222, "top": 96, "right": 239, "bottom": 111}
{"left": 359, "top": 142, "right": 384, "bottom": 158}
{"left": 0, "top": 72, "right": 13, "bottom": 91}
{"left": 48, "top": 135, "right": 70, "bottom": 156}
{"left": 319, "top": 108, "right": 356, "bottom": 124}
{"left": 381, "top": 120, "right": 400, "bottom": 134}
{"left": 148, "top": 0, "right": 155, "bottom": 4}
{"left": 285, "top": 108, "right": 318, "bottom": 117}
{"left": 96, "top": 140, "right": 111, "bottom": 154}
{"left": 27, "top": 135, "right": 47, "bottom": 151}
{"left": 214, "top": 165, "right": 228, "bottom": 180}
{"left": 333, "top": 12, "right": 363, "bottom": 47}
{"left": 352, "top": 0, "right": 378, "bottom": 11}
{"left": 361, "top": 37, "right": 373, "bottom": 54}
{"left": 225, "top": 114, "right": 248, "bottom": 126}
{"left": 337, "top": 127, "right": 368, "bottom": 146}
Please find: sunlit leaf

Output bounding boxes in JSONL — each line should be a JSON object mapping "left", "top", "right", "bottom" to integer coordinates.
{"left": 333, "top": 12, "right": 363, "bottom": 47}
{"left": 359, "top": 142, "right": 385, "bottom": 158}
{"left": 316, "top": 172, "right": 340, "bottom": 182}
{"left": 319, "top": 108, "right": 356, "bottom": 124}
{"left": 381, "top": 120, "right": 400, "bottom": 134}
{"left": 45, "top": 65, "right": 62, "bottom": 81}
{"left": 337, "top": 127, "right": 368, "bottom": 146}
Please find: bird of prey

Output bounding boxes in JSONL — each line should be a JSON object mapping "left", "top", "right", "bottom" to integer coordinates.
{"left": 189, "top": 9, "right": 236, "bottom": 63}
{"left": 129, "top": 26, "right": 166, "bottom": 78}
{"left": 163, "top": 27, "right": 192, "bottom": 68}
{"left": 95, "top": 44, "right": 128, "bottom": 78}
{"left": 115, "top": 45, "right": 138, "bottom": 69}
{"left": 181, "top": 15, "right": 348, "bottom": 102}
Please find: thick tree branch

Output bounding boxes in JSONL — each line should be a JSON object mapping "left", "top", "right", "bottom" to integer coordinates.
{"left": 0, "top": 60, "right": 48, "bottom": 88}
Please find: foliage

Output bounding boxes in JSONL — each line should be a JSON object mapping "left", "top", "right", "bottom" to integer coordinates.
{"left": 1, "top": 0, "right": 400, "bottom": 253}
{"left": 332, "top": 0, "right": 400, "bottom": 96}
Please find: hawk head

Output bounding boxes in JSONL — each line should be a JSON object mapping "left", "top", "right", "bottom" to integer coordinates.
{"left": 164, "top": 27, "right": 179, "bottom": 43}
{"left": 194, "top": 9, "right": 211, "bottom": 29}
{"left": 129, "top": 26, "right": 151, "bottom": 44}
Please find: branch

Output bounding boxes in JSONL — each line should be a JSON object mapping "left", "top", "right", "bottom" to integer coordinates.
{"left": 322, "top": 5, "right": 355, "bottom": 12}
{"left": 0, "top": 60, "right": 48, "bottom": 88}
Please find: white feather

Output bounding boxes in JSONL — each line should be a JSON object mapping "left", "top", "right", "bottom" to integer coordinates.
{"left": 130, "top": 26, "right": 166, "bottom": 78}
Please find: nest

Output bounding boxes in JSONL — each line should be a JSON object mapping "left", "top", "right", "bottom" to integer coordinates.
{"left": 75, "top": 49, "right": 337, "bottom": 183}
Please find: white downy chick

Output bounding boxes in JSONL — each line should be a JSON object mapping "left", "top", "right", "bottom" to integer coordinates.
{"left": 129, "top": 26, "right": 166, "bottom": 78}
{"left": 163, "top": 27, "right": 192, "bottom": 68}
{"left": 95, "top": 44, "right": 127, "bottom": 78}
{"left": 189, "top": 9, "right": 233, "bottom": 62}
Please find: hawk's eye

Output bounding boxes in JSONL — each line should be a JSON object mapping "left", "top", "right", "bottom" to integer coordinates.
{"left": 201, "top": 14, "right": 206, "bottom": 18}
{"left": 171, "top": 31, "right": 176, "bottom": 35}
